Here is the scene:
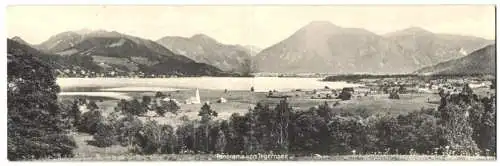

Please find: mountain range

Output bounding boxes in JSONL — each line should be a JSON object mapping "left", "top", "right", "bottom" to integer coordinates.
{"left": 10, "top": 30, "right": 224, "bottom": 76}
{"left": 415, "top": 44, "right": 496, "bottom": 75}
{"left": 255, "top": 21, "right": 493, "bottom": 74}
{"left": 10, "top": 21, "right": 495, "bottom": 76}
{"left": 156, "top": 34, "right": 253, "bottom": 71}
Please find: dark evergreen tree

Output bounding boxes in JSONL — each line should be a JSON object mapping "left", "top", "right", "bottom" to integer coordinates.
{"left": 7, "top": 39, "right": 76, "bottom": 160}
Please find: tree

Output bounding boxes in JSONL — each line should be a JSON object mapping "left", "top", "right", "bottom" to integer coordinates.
{"left": 69, "top": 99, "right": 82, "bottom": 129}
{"left": 197, "top": 103, "right": 219, "bottom": 153}
{"left": 7, "top": 39, "right": 76, "bottom": 160}
{"left": 92, "top": 121, "right": 117, "bottom": 147}
{"left": 289, "top": 109, "right": 329, "bottom": 154}
{"left": 199, "top": 103, "right": 218, "bottom": 123}
{"left": 165, "top": 99, "right": 180, "bottom": 115}
{"left": 155, "top": 91, "right": 166, "bottom": 98}
{"left": 389, "top": 90, "right": 400, "bottom": 99}
{"left": 121, "top": 99, "right": 146, "bottom": 116}
{"left": 215, "top": 129, "right": 227, "bottom": 153}
{"left": 437, "top": 91, "right": 480, "bottom": 155}
{"left": 114, "top": 115, "right": 143, "bottom": 147}
{"left": 274, "top": 99, "right": 292, "bottom": 153}
{"left": 142, "top": 96, "right": 152, "bottom": 106}
{"left": 398, "top": 85, "right": 407, "bottom": 94}
{"left": 338, "top": 89, "right": 352, "bottom": 100}
{"left": 78, "top": 110, "right": 104, "bottom": 134}
{"left": 87, "top": 100, "right": 99, "bottom": 111}
{"left": 134, "top": 120, "right": 164, "bottom": 154}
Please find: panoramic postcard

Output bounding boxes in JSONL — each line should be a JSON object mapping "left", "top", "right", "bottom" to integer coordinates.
{"left": 6, "top": 5, "right": 497, "bottom": 161}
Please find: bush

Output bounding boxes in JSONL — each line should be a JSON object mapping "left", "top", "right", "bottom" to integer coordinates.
{"left": 115, "top": 115, "right": 143, "bottom": 146}
{"left": 77, "top": 110, "right": 104, "bottom": 134}
{"left": 389, "top": 90, "right": 400, "bottom": 99}
{"left": 134, "top": 120, "right": 175, "bottom": 154}
{"left": 117, "top": 99, "right": 147, "bottom": 116}
{"left": 91, "top": 121, "right": 117, "bottom": 147}
{"left": 155, "top": 91, "right": 166, "bottom": 98}
{"left": 337, "top": 90, "right": 352, "bottom": 101}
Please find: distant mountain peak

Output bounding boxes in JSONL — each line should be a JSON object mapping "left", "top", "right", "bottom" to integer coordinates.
{"left": 191, "top": 33, "right": 212, "bottom": 39}
{"left": 190, "top": 33, "right": 217, "bottom": 43}
{"left": 403, "top": 26, "right": 431, "bottom": 33}
{"left": 157, "top": 34, "right": 251, "bottom": 71}
{"left": 306, "top": 21, "right": 338, "bottom": 27}
{"left": 11, "top": 36, "right": 31, "bottom": 46}
{"left": 385, "top": 26, "right": 433, "bottom": 37}
{"left": 11, "top": 36, "right": 24, "bottom": 42}
{"left": 74, "top": 28, "right": 94, "bottom": 35}
{"left": 301, "top": 21, "right": 341, "bottom": 31}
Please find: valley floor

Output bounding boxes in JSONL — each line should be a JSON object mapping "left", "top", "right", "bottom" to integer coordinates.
{"left": 57, "top": 85, "right": 494, "bottom": 161}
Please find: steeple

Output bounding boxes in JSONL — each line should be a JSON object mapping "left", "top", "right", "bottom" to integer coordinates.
{"left": 194, "top": 88, "right": 201, "bottom": 104}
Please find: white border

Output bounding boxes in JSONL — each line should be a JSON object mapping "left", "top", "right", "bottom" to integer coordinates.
{"left": 1, "top": 1, "right": 499, "bottom": 166}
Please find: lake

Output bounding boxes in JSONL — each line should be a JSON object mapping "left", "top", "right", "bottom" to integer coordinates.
{"left": 57, "top": 77, "right": 362, "bottom": 99}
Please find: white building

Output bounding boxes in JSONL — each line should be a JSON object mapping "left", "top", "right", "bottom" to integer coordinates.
{"left": 185, "top": 88, "right": 201, "bottom": 104}
{"left": 217, "top": 97, "right": 227, "bottom": 103}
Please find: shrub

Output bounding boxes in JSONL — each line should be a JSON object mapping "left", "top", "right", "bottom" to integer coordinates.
{"left": 115, "top": 115, "right": 143, "bottom": 146}
{"left": 77, "top": 110, "right": 104, "bottom": 134}
{"left": 118, "top": 99, "right": 147, "bottom": 116}
{"left": 134, "top": 120, "right": 174, "bottom": 154}
{"left": 389, "top": 90, "right": 400, "bottom": 99}
{"left": 142, "top": 96, "right": 152, "bottom": 106}
{"left": 92, "top": 121, "right": 117, "bottom": 147}
{"left": 155, "top": 91, "right": 166, "bottom": 98}
{"left": 337, "top": 90, "right": 352, "bottom": 100}
{"left": 164, "top": 99, "right": 180, "bottom": 115}
{"left": 87, "top": 100, "right": 99, "bottom": 111}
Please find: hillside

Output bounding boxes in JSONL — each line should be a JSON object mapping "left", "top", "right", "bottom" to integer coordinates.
{"left": 415, "top": 44, "right": 496, "bottom": 75}
{"left": 156, "top": 34, "right": 251, "bottom": 71}
{"left": 241, "top": 45, "right": 262, "bottom": 56}
{"left": 255, "top": 21, "right": 493, "bottom": 74}
{"left": 11, "top": 36, "right": 32, "bottom": 47}
{"left": 25, "top": 30, "right": 225, "bottom": 76}
{"left": 7, "top": 38, "right": 90, "bottom": 72}
{"left": 255, "top": 21, "right": 422, "bottom": 74}
{"left": 384, "top": 27, "right": 493, "bottom": 66}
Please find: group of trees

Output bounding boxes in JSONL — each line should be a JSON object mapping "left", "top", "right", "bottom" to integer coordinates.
{"left": 114, "top": 94, "right": 180, "bottom": 117}
{"left": 8, "top": 43, "right": 77, "bottom": 160}
{"left": 83, "top": 83, "right": 496, "bottom": 156}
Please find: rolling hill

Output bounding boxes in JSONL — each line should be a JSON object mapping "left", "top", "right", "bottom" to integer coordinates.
{"left": 415, "top": 44, "right": 496, "bottom": 75}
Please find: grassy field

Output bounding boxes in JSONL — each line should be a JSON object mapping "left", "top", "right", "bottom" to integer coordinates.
{"left": 58, "top": 86, "right": 493, "bottom": 161}
{"left": 61, "top": 89, "right": 442, "bottom": 126}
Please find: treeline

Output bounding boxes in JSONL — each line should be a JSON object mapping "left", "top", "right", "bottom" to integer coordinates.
{"left": 79, "top": 85, "right": 496, "bottom": 156}
{"left": 323, "top": 73, "right": 495, "bottom": 82}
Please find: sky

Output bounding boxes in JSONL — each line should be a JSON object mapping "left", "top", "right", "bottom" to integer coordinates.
{"left": 6, "top": 5, "right": 496, "bottom": 48}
